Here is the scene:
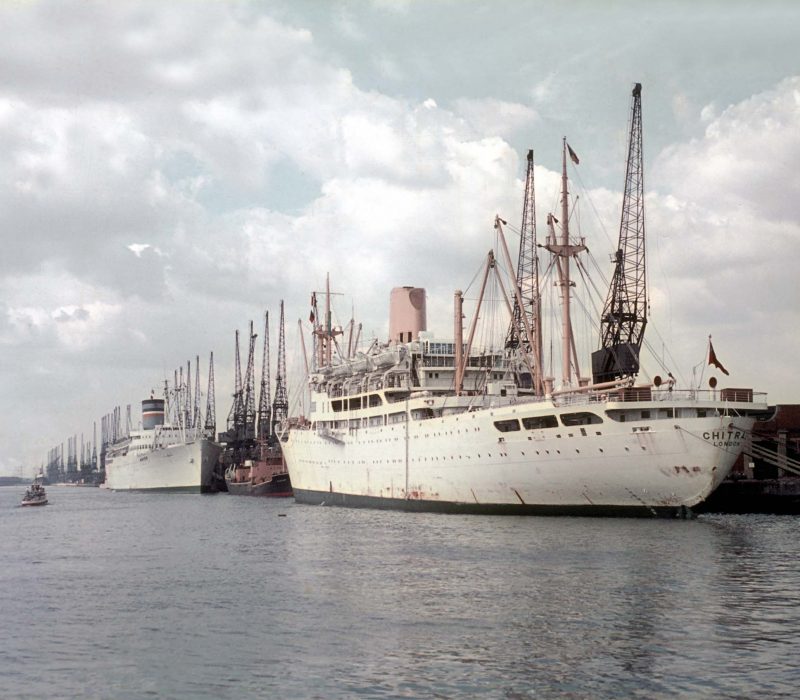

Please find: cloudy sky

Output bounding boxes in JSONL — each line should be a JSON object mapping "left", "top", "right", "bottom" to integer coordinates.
{"left": 1, "top": 0, "right": 798, "bottom": 475}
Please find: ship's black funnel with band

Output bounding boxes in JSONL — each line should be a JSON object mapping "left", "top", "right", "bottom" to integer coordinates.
{"left": 142, "top": 398, "right": 165, "bottom": 430}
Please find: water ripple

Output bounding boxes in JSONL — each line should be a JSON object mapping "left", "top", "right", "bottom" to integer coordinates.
{"left": 1, "top": 487, "right": 798, "bottom": 698}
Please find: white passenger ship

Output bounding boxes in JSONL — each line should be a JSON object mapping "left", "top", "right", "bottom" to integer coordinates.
{"left": 104, "top": 395, "right": 221, "bottom": 493}
{"left": 283, "top": 289, "right": 765, "bottom": 516}
{"left": 282, "top": 84, "right": 767, "bottom": 517}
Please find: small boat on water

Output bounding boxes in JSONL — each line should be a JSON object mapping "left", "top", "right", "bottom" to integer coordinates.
{"left": 21, "top": 482, "right": 48, "bottom": 507}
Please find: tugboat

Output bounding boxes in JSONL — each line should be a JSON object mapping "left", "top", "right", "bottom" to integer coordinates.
{"left": 21, "top": 482, "right": 48, "bottom": 507}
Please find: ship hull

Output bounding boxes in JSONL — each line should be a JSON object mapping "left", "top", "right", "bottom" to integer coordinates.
{"left": 292, "top": 488, "right": 691, "bottom": 517}
{"left": 284, "top": 399, "right": 756, "bottom": 517}
{"left": 105, "top": 439, "right": 221, "bottom": 493}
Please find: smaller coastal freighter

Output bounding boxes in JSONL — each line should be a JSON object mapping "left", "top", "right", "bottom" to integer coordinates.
{"left": 104, "top": 356, "right": 222, "bottom": 493}
{"left": 21, "top": 481, "right": 48, "bottom": 506}
{"left": 222, "top": 308, "right": 293, "bottom": 497}
{"left": 225, "top": 443, "right": 292, "bottom": 497}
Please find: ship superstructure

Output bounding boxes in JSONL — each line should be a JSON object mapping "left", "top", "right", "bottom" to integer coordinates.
{"left": 282, "top": 84, "right": 768, "bottom": 516}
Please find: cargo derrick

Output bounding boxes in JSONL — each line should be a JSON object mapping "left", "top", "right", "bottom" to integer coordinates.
{"left": 592, "top": 83, "right": 647, "bottom": 383}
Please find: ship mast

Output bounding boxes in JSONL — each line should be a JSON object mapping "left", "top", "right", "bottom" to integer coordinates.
{"left": 544, "top": 138, "right": 586, "bottom": 387}
{"left": 592, "top": 82, "right": 647, "bottom": 383}
{"left": 312, "top": 273, "right": 343, "bottom": 369}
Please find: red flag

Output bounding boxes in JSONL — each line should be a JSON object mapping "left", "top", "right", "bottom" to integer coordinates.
{"left": 708, "top": 339, "right": 729, "bottom": 375}
{"left": 567, "top": 143, "right": 580, "bottom": 165}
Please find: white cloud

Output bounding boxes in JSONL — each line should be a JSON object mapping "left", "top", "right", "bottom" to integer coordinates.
{"left": 656, "top": 77, "right": 800, "bottom": 220}
{"left": 127, "top": 244, "right": 151, "bottom": 257}
{"left": 644, "top": 77, "right": 800, "bottom": 395}
{"left": 453, "top": 98, "right": 539, "bottom": 139}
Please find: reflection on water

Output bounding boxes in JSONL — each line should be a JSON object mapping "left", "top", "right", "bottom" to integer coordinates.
{"left": 1, "top": 487, "right": 797, "bottom": 699}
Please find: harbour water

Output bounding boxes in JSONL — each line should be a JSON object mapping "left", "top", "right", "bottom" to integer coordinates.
{"left": 1, "top": 486, "right": 798, "bottom": 699}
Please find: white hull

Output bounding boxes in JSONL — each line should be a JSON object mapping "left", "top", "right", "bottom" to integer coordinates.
{"left": 284, "top": 394, "right": 760, "bottom": 516}
{"left": 105, "top": 439, "right": 221, "bottom": 492}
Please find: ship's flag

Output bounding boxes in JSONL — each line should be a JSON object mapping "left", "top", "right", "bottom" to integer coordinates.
{"left": 567, "top": 143, "right": 580, "bottom": 165}
{"left": 309, "top": 292, "right": 317, "bottom": 323}
{"left": 708, "top": 337, "right": 730, "bottom": 375}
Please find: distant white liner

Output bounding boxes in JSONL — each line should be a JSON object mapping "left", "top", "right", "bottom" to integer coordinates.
{"left": 105, "top": 426, "right": 220, "bottom": 492}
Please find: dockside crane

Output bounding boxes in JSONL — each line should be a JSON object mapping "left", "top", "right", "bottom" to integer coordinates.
{"left": 193, "top": 356, "right": 201, "bottom": 430}
{"left": 204, "top": 351, "right": 216, "bottom": 438}
{"left": 226, "top": 330, "right": 243, "bottom": 437}
{"left": 271, "top": 300, "right": 288, "bottom": 437}
{"left": 591, "top": 82, "right": 647, "bottom": 384}
{"left": 505, "top": 149, "right": 544, "bottom": 394}
{"left": 242, "top": 322, "right": 258, "bottom": 442}
{"left": 91, "top": 421, "right": 97, "bottom": 472}
{"left": 257, "top": 311, "right": 272, "bottom": 442}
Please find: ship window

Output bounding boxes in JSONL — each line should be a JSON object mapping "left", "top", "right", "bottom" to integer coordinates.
{"left": 332, "top": 399, "right": 343, "bottom": 412}
{"left": 368, "top": 394, "right": 383, "bottom": 407}
{"left": 521, "top": 415, "right": 558, "bottom": 430}
{"left": 388, "top": 412, "right": 407, "bottom": 424}
{"left": 641, "top": 410, "right": 651, "bottom": 419}
{"left": 494, "top": 419, "right": 520, "bottom": 433}
{"left": 697, "top": 409, "right": 707, "bottom": 418}
{"left": 349, "top": 397, "right": 361, "bottom": 411}
{"left": 560, "top": 412, "right": 603, "bottom": 426}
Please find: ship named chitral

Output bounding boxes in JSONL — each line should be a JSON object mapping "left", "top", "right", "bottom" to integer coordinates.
{"left": 281, "top": 84, "right": 767, "bottom": 517}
